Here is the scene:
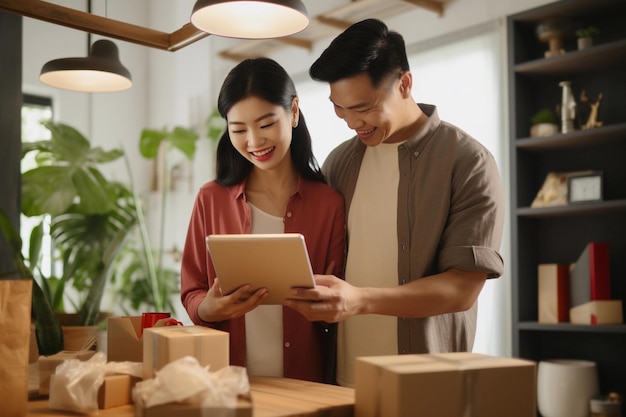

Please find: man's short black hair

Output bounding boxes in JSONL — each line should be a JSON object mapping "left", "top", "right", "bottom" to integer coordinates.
{"left": 309, "top": 18, "right": 410, "bottom": 88}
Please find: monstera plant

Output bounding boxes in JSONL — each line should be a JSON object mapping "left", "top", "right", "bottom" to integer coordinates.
{"left": 21, "top": 121, "right": 137, "bottom": 326}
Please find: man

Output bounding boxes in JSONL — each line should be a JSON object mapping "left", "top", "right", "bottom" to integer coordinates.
{"left": 285, "top": 18, "right": 505, "bottom": 387}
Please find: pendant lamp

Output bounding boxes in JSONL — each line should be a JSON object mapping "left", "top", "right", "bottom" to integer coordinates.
{"left": 40, "top": 40, "right": 132, "bottom": 93}
{"left": 191, "top": 0, "right": 309, "bottom": 39}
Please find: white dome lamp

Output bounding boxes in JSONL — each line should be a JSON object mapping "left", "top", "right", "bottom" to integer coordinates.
{"left": 191, "top": 0, "right": 309, "bottom": 39}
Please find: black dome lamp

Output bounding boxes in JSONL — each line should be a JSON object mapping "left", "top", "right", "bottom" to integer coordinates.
{"left": 190, "top": 0, "right": 309, "bottom": 39}
{"left": 39, "top": 39, "right": 132, "bottom": 93}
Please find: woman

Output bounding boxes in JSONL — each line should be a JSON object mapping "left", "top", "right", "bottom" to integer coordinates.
{"left": 180, "top": 58, "right": 345, "bottom": 383}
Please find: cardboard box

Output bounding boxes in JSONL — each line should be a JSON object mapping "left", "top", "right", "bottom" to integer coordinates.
{"left": 570, "top": 300, "right": 623, "bottom": 325}
{"left": 569, "top": 242, "right": 611, "bottom": 307}
{"left": 38, "top": 350, "right": 96, "bottom": 395}
{"left": 143, "top": 326, "right": 229, "bottom": 379}
{"left": 355, "top": 352, "right": 536, "bottom": 417}
{"left": 108, "top": 316, "right": 144, "bottom": 362}
{"left": 135, "top": 397, "right": 252, "bottom": 417}
{"left": 538, "top": 263, "right": 570, "bottom": 323}
{"left": 98, "top": 374, "right": 141, "bottom": 409}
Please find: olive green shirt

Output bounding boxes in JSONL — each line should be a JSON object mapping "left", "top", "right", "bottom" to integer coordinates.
{"left": 322, "top": 104, "right": 504, "bottom": 354}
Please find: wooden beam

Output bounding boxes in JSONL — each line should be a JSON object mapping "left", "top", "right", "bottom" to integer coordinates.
{"left": 400, "top": 0, "right": 444, "bottom": 17}
{"left": 169, "top": 23, "right": 209, "bottom": 52}
{"left": 0, "top": 0, "right": 209, "bottom": 51}
{"left": 218, "top": 50, "right": 262, "bottom": 62}
{"left": 274, "top": 36, "right": 313, "bottom": 50}
{"left": 316, "top": 16, "right": 352, "bottom": 31}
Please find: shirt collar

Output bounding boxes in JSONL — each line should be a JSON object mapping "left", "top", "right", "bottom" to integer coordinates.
{"left": 231, "top": 174, "right": 305, "bottom": 201}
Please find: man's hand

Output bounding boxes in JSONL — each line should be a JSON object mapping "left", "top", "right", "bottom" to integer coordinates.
{"left": 197, "top": 278, "right": 268, "bottom": 323}
{"left": 285, "top": 274, "right": 364, "bottom": 323}
{"left": 285, "top": 269, "right": 487, "bottom": 322}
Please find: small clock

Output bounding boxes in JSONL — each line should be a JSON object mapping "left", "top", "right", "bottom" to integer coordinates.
{"left": 567, "top": 171, "right": 603, "bottom": 204}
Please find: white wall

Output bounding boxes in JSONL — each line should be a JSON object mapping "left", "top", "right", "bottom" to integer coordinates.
{"left": 22, "top": 0, "right": 554, "bottom": 191}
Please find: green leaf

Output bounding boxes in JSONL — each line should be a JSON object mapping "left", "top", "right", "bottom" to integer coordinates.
{"left": 206, "top": 107, "right": 226, "bottom": 142}
{"left": 22, "top": 140, "right": 54, "bottom": 159}
{"left": 22, "top": 166, "right": 76, "bottom": 216}
{"left": 85, "top": 147, "right": 124, "bottom": 164}
{"left": 169, "top": 127, "right": 199, "bottom": 160}
{"left": 71, "top": 168, "right": 115, "bottom": 214}
{"left": 0, "top": 211, "right": 24, "bottom": 265}
{"left": 139, "top": 129, "right": 166, "bottom": 159}
{"left": 28, "top": 222, "right": 44, "bottom": 268}
{"left": 44, "top": 121, "right": 91, "bottom": 162}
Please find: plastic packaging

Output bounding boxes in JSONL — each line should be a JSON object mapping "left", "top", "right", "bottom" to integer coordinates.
{"left": 48, "top": 351, "right": 142, "bottom": 414}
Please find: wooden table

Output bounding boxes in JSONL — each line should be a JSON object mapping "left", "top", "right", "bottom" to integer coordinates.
{"left": 26, "top": 376, "right": 355, "bottom": 417}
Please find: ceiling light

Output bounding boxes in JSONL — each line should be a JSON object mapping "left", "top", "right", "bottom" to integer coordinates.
{"left": 190, "top": 0, "right": 309, "bottom": 39}
{"left": 39, "top": 40, "right": 132, "bottom": 93}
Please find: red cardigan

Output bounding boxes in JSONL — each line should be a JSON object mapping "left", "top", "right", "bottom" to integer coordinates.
{"left": 180, "top": 176, "right": 345, "bottom": 383}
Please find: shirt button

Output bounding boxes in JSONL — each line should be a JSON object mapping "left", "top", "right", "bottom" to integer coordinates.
{"left": 414, "top": 151, "right": 420, "bottom": 157}
{"left": 284, "top": 342, "right": 291, "bottom": 348}
{"left": 286, "top": 212, "right": 292, "bottom": 218}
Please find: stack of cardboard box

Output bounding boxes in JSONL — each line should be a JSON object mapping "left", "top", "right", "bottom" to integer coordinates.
{"left": 41, "top": 316, "right": 241, "bottom": 415}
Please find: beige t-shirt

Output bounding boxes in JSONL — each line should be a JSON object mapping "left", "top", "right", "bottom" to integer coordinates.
{"left": 337, "top": 141, "right": 403, "bottom": 387}
{"left": 245, "top": 203, "right": 283, "bottom": 377}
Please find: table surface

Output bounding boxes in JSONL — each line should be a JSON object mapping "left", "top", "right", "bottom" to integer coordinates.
{"left": 27, "top": 376, "right": 355, "bottom": 417}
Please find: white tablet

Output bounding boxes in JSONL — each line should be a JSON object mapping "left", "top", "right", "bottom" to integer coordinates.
{"left": 205, "top": 233, "right": 315, "bottom": 305}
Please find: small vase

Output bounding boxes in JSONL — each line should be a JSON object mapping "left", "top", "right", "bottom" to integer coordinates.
{"left": 578, "top": 37, "right": 593, "bottom": 50}
{"left": 537, "top": 359, "right": 599, "bottom": 417}
{"left": 531, "top": 123, "right": 559, "bottom": 138}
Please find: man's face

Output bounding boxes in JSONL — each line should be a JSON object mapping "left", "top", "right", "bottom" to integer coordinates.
{"left": 328, "top": 71, "right": 409, "bottom": 146}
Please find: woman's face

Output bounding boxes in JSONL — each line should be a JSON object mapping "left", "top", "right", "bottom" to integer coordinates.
{"left": 226, "top": 96, "right": 298, "bottom": 171}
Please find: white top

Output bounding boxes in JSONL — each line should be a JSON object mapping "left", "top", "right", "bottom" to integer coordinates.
{"left": 245, "top": 203, "right": 284, "bottom": 377}
{"left": 337, "top": 141, "right": 402, "bottom": 387}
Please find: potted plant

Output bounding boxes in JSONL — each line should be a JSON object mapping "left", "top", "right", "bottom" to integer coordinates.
{"left": 530, "top": 108, "right": 559, "bottom": 138}
{"left": 21, "top": 122, "right": 137, "bottom": 336}
{"left": 0, "top": 210, "right": 63, "bottom": 356}
{"left": 110, "top": 124, "right": 200, "bottom": 314}
{"left": 576, "top": 26, "right": 599, "bottom": 50}
{"left": 110, "top": 108, "right": 224, "bottom": 315}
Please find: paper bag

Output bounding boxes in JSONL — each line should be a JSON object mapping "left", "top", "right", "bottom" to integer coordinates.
{"left": 0, "top": 279, "right": 33, "bottom": 417}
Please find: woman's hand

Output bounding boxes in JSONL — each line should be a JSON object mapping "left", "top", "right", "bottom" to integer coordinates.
{"left": 197, "top": 278, "right": 268, "bottom": 323}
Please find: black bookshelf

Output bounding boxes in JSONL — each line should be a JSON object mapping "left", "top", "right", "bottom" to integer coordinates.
{"left": 507, "top": 0, "right": 626, "bottom": 413}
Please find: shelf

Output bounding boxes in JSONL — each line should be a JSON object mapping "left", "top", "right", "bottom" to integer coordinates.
{"left": 515, "top": 39, "right": 626, "bottom": 76}
{"left": 518, "top": 322, "right": 626, "bottom": 334}
{"left": 509, "top": 1, "right": 626, "bottom": 406}
{"left": 516, "top": 123, "right": 626, "bottom": 151}
{"left": 517, "top": 199, "right": 626, "bottom": 217}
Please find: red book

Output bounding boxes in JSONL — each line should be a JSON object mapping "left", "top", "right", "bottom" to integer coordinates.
{"left": 569, "top": 242, "right": 611, "bottom": 308}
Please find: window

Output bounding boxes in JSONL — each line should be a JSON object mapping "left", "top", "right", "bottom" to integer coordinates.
{"left": 21, "top": 94, "right": 53, "bottom": 277}
{"left": 294, "top": 76, "right": 353, "bottom": 165}
{"left": 406, "top": 22, "right": 510, "bottom": 356}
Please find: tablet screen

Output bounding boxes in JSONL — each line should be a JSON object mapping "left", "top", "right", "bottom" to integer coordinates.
{"left": 205, "top": 233, "right": 315, "bottom": 305}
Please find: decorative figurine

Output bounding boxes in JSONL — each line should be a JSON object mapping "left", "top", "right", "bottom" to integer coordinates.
{"left": 536, "top": 19, "right": 574, "bottom": 58}
{"left": 559, "top": 81, "right": 577, "bottom": 133}
{"left": 579, "top": 89, "right": 603, "bottom": 130}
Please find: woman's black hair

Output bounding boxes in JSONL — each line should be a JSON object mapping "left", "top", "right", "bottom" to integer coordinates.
{"left": 215, "top": 57, "right": 325, "bottom": 186}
